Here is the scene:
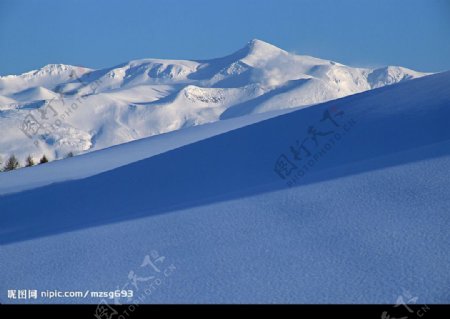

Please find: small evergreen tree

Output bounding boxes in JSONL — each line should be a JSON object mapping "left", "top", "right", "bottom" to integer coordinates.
{"left": 4, "top": 155, "right": 20, "bottom": 171}
{"left": 39, "top": 155, "right": 49, "bottom": 164}
{"left": 25, "top": 155, "right": 35, "bottom": 167}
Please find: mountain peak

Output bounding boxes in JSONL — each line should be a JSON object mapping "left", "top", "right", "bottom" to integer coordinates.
{"left": 37, "top": 64, "right": 76, "bottom": 74}
{"left": 14, "top": 63, "right": 79, "bottom": 79}
{"left": 245, "top": 39, "right": 286, "bottom": 54}
{"left": 227, "top": 39, "right": 287, "bottom": 66}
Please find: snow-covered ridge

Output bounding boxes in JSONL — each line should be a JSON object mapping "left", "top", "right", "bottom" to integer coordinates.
{"left": 0, "top": 39, "right": 431, "bottom": 165}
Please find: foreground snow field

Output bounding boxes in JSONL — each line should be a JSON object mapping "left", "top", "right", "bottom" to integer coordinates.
{"left": 0, "top": 70, "right": 449, "bottom": 303}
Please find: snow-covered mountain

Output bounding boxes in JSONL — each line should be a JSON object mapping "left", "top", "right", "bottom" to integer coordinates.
{"left": 0, "top": 39, "right": 429, "bottom": 164}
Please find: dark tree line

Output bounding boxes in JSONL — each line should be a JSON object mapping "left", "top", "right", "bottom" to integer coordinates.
{"left": 1, "top": 154, "right": 57, "bottom": 172}
{"left": 1, "top": 152, "right": 76, "bottom": 172}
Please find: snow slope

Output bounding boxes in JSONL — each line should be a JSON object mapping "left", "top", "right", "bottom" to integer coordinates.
{"left": 0, "top": 70, "right": 449, "bottom": 303}
{"left": 0, "top": 39, "right": 429, "bottom": 164}
{"left": 0, "top": 107, "right": 299, "bottom": 196}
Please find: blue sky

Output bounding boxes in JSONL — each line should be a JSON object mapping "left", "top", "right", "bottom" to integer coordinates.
{"left": 0, "top": 0, "right": 449, "bottom": 75}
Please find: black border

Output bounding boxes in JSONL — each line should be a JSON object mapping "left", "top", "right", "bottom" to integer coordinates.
{"left": 1, "top": 304, "right": 450, "bottom": 318}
